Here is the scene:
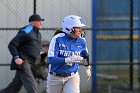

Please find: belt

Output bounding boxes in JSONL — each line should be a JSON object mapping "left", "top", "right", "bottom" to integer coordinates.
{"left": 50, "top": 71, "right": 77, "bottom": 77}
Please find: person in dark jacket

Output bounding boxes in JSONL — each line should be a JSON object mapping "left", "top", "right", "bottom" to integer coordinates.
{"left": 0, "top": 14, "right": 45, "bottom": 93}
{"left": 34, "top": 40, "right": 50, "bottom": 80}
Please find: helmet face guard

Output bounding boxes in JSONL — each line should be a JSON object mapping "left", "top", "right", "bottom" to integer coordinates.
{"left": 62, "top": 15, "right": 86, "bottom": 34}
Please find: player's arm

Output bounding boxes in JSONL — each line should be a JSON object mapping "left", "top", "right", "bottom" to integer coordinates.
{"left": 81, "top": 38, "right": 91, "bottom": 80}
{"left": 48, "top": 35, "right": 66, "bottom": 64}
{"left": 48, "top": 40, "right": 83, "bottom": 64}
{"left": 48, "top": 34, "right": 83, "bottom": 65}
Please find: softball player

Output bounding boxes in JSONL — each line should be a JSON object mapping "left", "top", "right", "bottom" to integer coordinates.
{"left": 47, "top": 15, "right": 91, "bottom": 93}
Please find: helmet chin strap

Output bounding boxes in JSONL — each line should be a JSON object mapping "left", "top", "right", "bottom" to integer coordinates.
{"left": 66, "top": 27, "right": 83, "bottom": 37}
{"left": 65, "top": 28, "right": 75, "bottom": 34}
{"left": 71, "top": 29, "right": 75, "bottom": 34}
{"left": 71, "top": 28, "right": 83, "bottom": 37}
{"left": 81, "top": 30, "right": 86, "bottom": 37}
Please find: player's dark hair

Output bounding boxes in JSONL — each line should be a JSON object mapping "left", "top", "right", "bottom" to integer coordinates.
{"left": 53, "top": 29, "right": 65, "bottom": 36}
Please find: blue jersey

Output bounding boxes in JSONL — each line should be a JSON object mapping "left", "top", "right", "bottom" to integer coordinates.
{"left": 48, "top": 33, "right": 87, "bottom": 74}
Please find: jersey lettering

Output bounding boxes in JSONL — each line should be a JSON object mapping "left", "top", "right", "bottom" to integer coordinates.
{"left": 59, "top": 50, "right": 80, "bottom": 57}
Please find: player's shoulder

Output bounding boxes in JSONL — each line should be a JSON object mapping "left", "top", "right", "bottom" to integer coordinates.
{"left": 20, "top": 24, "right": 33, "bottom": 33}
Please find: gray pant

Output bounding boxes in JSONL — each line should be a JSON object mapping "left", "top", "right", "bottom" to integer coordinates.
{"left": 0, "top": 62, "right": 39, "bottom": 93}
{"left": 47, "top": 72, "right": 80, "bottom": 93}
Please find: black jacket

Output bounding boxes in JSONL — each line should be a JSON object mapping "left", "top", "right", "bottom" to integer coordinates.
{"left": 8, "top": 24, "right": 42, "bottom": 70}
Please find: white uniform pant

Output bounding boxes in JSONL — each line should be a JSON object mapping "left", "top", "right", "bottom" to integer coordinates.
{"left": 46, "top": 72, "right": 80, "bottom": 93}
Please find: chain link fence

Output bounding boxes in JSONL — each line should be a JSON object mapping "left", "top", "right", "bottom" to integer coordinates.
{"left": 0, "top": 0, "right": 140, "bottom": 93}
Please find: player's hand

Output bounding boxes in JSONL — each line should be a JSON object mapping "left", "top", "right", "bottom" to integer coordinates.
{"left": 85, "top": 66, "right": 91, "bottom": 81}
{"left": 65, "top": 55, "right": 84, "bottom": 64}
{"left": 66, "top": 63, "right": 73, "bottom": 66}
{"left": 15, "top": 58, "right": 24, "bottom": 65}
{"left": 40, "top": 51, "right": 45, "bottom": 55}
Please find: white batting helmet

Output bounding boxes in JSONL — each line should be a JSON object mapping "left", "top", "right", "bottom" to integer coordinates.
{"left": 62, "top": 15, "right": 86, "bottom": 34}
